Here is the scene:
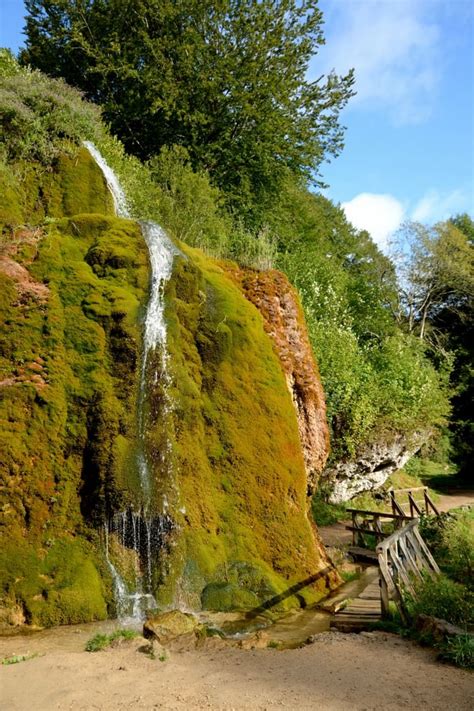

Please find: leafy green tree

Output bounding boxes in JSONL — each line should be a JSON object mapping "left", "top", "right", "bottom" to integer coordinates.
{"left": 435, "top": 214, "right": 474, "bottom": 480}
{"left": 268, "top": 184, "right": 448, "bottom": 457}
{"left": 21, "top": 0, "right": 354, "bottom": 220}
{"left": 394, "top": 216, "right": 474, "bottom": 479}
{"left": 394, "top": 220, "right": 474, "bottom": 342}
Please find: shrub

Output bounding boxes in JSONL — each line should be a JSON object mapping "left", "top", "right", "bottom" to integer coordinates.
{"left": 274, "top": 185, "right": 450, "bottom": 459}
{"left": 0, "top": 60, "right": 102, "bottom": 163}
{"left": 311, "top": 491, "right": 347, "bottom": 526}
{"left": 419, "top": 511, "right": 474, "bottom": 588}
{"left": 405, "top": 573, "right": 473, "bottom": 628}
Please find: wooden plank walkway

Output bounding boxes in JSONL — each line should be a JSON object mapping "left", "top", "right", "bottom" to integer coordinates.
{"left": 330, "top": 574, "right": 381, "bottom": 632}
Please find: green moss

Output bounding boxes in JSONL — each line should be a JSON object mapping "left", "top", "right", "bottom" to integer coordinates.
{"left": 152, "top": 244, "right": 332, "bottom": 611}
{"left": 0, "top": 144, "right": 114, "bottom": 235}
{"left": 201, "top": 583, "right": 260, "bottom": 611}
{"left": 0, "top": 148, "right": 150, "bottom": 626}
{"left": 0, "top": 133, "right": 332, "bottom": 623}
{"left": 0, "top": 538, "right": 108, "bottom": 627}
{"left": 0, "top": 161, "right": 23, "bottom": 231}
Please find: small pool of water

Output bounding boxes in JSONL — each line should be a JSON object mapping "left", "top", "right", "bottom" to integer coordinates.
{"left": 1, "top": 568, "right": 379, "bottom": 654}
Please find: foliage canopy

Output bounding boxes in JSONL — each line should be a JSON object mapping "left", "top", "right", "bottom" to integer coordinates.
{"left": 21, "top": 0, "right": 354, "bottom": 219}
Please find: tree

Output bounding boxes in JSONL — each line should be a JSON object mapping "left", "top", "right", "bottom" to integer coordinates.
{"left": 434, "top": 214, "right": 474, "bottom": 481}
{"left": 20, "top": 0, "right": 354, "bottom": 220}
{"left": 393, "top": 216, "right": 474, "bottom": 480}
{"left": 393, "top": 220, "right": 474, "bottom": 343}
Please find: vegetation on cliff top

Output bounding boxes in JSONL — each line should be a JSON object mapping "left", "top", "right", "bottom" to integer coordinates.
{"left": 21, "top": 0, "right": 354, "bottom": 221}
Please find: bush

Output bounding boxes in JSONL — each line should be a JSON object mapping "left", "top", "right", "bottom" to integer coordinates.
{"left": 273, "top": 185, "right": 449, "bottom": 459}
{"left": 311, "top": 491, "right": 347, "bottom": 526}
{"left": 0, "top": 55, "right": 102, "bottom": 163}
{"left": 419, "top": 511, "right": 474, "bottom": 588}
{"left": 405, "top": 573, "right": 473, "bottom": 628}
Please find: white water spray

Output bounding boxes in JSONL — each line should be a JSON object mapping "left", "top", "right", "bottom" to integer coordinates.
{"left": 137, "top": 221, "right": 179, "bottom": 496}
{"left": 84, "top": 142, "right": 179, "bottom": 619}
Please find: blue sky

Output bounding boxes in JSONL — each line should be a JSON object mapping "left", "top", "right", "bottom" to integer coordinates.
{"left": 315, "top": 0, "right": 474, "bottom": 250}
{"left": 1, "top": 0, "right": 473, "bottom": 251}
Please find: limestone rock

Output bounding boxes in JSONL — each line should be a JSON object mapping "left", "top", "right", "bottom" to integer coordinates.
{"left": 322, "top": 432, "right": 428, "bottom": 503}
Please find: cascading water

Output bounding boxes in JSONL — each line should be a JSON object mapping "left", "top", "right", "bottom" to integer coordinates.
{"left": 84, "top": 142, "right": 179, "bottom": 620}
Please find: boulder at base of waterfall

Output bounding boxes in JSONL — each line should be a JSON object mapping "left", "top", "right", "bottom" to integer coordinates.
{"left": 143, "top": 610, "right": 199, "bottom": 644}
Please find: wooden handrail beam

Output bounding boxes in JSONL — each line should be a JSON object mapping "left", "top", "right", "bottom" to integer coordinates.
{"left": 345, "top": 508, "right": 412, "bottom": 520}
{"left": 377, "top": 520, "right": 440, "bottom": 621}
{"left": 388, "top": 486, "right": 428, "bottom": 494}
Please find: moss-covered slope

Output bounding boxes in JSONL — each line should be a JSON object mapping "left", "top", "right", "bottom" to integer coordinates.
{"left": 154, "top": 246, "right": 336, "bottom": 611}
{"left": 0, "top": 147, "right": 149, "bottom": 626}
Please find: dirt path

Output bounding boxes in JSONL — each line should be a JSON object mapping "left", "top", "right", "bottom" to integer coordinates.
{"left": 319, "top": 490, "right": 473, "bottom": 548}
{"left": 1, "top": 627, "right": 472, "bottom": 710}
{"left": 436, "top": 490, "right": 474, "bottom": 513}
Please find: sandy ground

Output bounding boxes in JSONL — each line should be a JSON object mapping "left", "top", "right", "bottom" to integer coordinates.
{"left": 1, "top": 627, "right": 473, "bottom": 711}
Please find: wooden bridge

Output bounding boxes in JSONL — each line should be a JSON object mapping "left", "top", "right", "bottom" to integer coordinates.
{"left": 330, "top": 488, "right": 440, "bottom": 632}
{"left": 346, "top": 486, "right": 439, "bottom": 548}
{"left": 378, "top": 519, "right": 440, "bottom": 622}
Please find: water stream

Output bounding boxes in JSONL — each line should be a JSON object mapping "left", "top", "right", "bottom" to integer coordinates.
{"left": 84, "top": 142, "right": 179, "bottom": 620}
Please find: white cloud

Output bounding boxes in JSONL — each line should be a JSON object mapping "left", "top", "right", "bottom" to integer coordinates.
{"left": 341, "top": 193, "right": 405, "bottom": 251}
{"left": 411, "top": 188, "right": 469, "bottom": 222}
{"left": 316, "top": 0, "right": 440, "bottom": 124}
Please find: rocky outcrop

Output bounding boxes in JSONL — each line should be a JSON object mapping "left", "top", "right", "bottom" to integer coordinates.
{"left": 322, "top": 432, "right": 428, "bottom": 503}
{"left": 230, "top": 268, "right": 330, "bottom": 494}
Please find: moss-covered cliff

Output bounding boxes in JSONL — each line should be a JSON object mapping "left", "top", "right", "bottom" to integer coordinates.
{"left": 0, "top": 144, "right": 335, "bottom": 626}
{"left": 0, "top": 56, "right": 336, "bottom": 626}
{"left": 153, "top": 247, "right": 335, "bottom": 610}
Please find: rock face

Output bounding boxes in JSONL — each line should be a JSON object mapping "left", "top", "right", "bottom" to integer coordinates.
{"left": 322, "top": 432, "right": 427, "bottom": 503}
{"left": 231, "top": 268, "right": 330, "bottom": 494}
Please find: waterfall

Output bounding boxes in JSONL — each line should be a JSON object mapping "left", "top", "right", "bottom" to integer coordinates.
{"left": 83, "top": 142, "right": 131, "bottom": 218}
{"left": 137, "top": 221, "right": 178, "bottom": 498}
{"left": 84, "top": 142, "right": 179, "bottom": 620}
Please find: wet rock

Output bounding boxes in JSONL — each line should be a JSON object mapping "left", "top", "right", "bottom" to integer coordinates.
{"left": 143, "top": 609, "right": 199, "bottom": 644}
{"left": 416, "top": 614, "right": 469, "bottom": 643}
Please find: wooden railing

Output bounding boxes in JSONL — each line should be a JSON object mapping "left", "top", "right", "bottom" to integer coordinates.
{"left": 346, "top": 508, "right": 412, "bottom": 546}
{"left": 377, "top": 519, "right": 440, "bottom": 622}
{"left": 388, "top": 486, "right": 440, "bottom": 518}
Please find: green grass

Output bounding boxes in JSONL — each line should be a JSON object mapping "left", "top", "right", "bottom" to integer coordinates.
{"left": 439, "top": 633, "right": 474, "bottom": 669}
{"left": 1, "top": 652, "right": 39, "bottom": 665}
{"left": 85, "top": 629, "right": 138, "bottom": 652}
{"left": 311, "top": 492, "right": 347, "bottom": 526}
{"left": 267, "top": 640, "right": 281, "bottom": 649}
{"left": 403, "top": 456, "right": 463, "bottom": 493}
